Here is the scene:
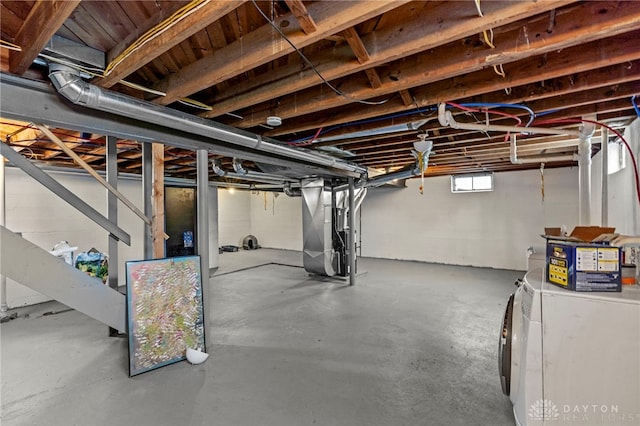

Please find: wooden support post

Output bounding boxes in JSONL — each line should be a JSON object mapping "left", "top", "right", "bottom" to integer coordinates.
{"left": 152, "top": 143, "right": 165, "bottom": 258}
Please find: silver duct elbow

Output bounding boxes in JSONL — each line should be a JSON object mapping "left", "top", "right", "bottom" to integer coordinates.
{"left": 48, "top": 63, "right": 100, "bottom": 107}
{"left": 232, "top": 158, "right": 247, "bottom": 174}
{"left": 211, "top": 159, "right": 227, "bottom": 177}
{"left": 283, "top": 182, "right": 301, "bottom": 197}
{"left": 47, "top": 63, "right": 366, "bottom": 177}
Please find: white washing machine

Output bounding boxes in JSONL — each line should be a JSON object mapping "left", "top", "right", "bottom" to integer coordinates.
{"left": 499, "top": 269, "right": 640, "bottom": 425}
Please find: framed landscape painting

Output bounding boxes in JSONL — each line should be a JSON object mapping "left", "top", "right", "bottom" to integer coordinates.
{"left": 126, "top": 256, "right": 205, "bottom": 376}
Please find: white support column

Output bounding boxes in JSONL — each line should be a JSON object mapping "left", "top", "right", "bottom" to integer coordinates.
{"left": 348, "top": 177, "right": 356, "bottom": 286}
{"left": 601, "top": 127, "right": 609, "bottom": 227}
{"left": 579, "top": 120, "right": 596, "bottom": 225}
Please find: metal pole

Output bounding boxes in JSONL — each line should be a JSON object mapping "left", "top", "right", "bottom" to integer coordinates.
{"left": 142, "top": 143, "right": 153, "bottom": 259}
{"left": 348, "top": 177, "right": 356, "bottom": 286}
{"left": 106, "top": 135, "right": 119, "bottom": 335}
{"left": 0, "top": 154, "right": 7, "bottom": 317}
{"left": 196, "top": 150, "right": 211, "bottom": 350}
{"left": 578, "top": 121, "right": 595, "bottom": 225}
{"left": 601, "top": 127, "right": 609, "bottom": 227}
{"left": 0, "top": 141, "right": 130, "bottom": 244}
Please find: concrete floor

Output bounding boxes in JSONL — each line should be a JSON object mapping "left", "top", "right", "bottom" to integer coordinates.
{"left": 1, "top": 249, "right": 519, "bottom": 426}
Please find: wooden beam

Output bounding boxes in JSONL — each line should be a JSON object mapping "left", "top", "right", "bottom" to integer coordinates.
{"left": 153, "top": 0, "right": 409, "bottom": 105}
{"left": 399, "top": 90, "right": 413, "bottom": 106}
{"left": 35, "top": 124, "right": 153, "bottom": 226}
{"left": 98, "top": 1, "right": 245, "bottom": 88}
{"left": 364, "top": 68, "right": 382, "bottom": 89}
{"left": 264, "top": 27, "right": 640, "bottom": 136}
{"left": 152, "top": 143, "right": 165, "bottom": 259}
{"left": 9, "top": 1, "right": 80, "bottom": 74}
{"left": 342, "top": 27, "right": 370, "bottom": 63}
{"left": 250, "top": 3, "right": 640, "bottom": 132}
{"left": 0, "top": 45, "right": 9, "bottom": 73}
{"left": 201, "top": 0, "right": 574, "bottom": 119}
{"left": 284, "top": 0, "right": 317, "bottom": 34}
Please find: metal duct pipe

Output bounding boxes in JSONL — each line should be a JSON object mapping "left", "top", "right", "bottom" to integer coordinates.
{"left": 359, "top": 139, "right": 432, "bottom": 189}
{"left": 232, "top": 158, "right": 247, "bottom": 174}
{"left": 510, "top": 135, "right": 578, "bottom": 164}
{"left": 360, "top": 166, "right": 420, "bottom": 188}
{"left": 211, "top": 159, "right": 227, "bottom": 177}
{"left": 302, "top": 178, "right": 335, "bottom": 277}
{"left": 578, "top": 120, "right": 596, "bottom": 225}
{"left": 438, "top": 103, "right": 581, "bottom": 137}
{"left": 211, "top": 159, "right": 290, "bottom": 185}
{"left": 284, "top": 182, "right": 302, "bottom": 197}
{"left": 48, "top": 64, "right": 366, "bottom": 177}
{"left": 353, "top": 187, "right": 367, "bottom": 212}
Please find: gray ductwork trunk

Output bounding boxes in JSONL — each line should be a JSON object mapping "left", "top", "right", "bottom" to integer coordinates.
{"left": 302, "top": 178, "right": 335, "bottom": 276}
{"left": 301, "top": 179, "right": 367, "bottom": 277}
{"left": 47, "top": 64, "right": 366, "bottom": 179}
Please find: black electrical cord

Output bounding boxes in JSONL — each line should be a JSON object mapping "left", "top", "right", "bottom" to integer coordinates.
{"left": 250, "top": 0, "right": 389, "bottom": 106}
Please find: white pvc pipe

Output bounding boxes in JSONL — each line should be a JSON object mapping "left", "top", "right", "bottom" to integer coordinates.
{"left": 578, "top": 122, "right": 596, "bottom": 225}
{"left": 601, "top": 127, "right": 609, "bottom": 226}
{"left": 438, "top": 103, "right": 581, "bottom": 137}
{"left": 509, "top": 134, "right": 577, "bottom": 164}
{"left": 0, "top": 154, "right": 7, "bottom": 316}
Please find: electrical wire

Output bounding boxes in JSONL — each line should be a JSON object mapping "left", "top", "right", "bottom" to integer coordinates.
{"left": 250, "top": 0, "right": 389, "bottom": 106}
{"left": 104, "top": 0, "right": 210, "bottom": 77}
{"left": 286, "top": 127, "right": 324, "bottom": 146}
{"left": 453, "top": 102, "right": 535, "bottom": 126}
{"left": 0, "top": 40, "right": 22, "bottom": 51}
{"left": 632, "top": 95, "right": 640, "bottom": 117}
{"left": 2, "top": 121, "right": 141, "bottom": 151}
{"left": 533, "top": 108, "right": 564, "bottom": 117}
{"left": 287, "top": 106, "right": 437, "bottom": 144}
{"left": 118, "top": 80, "right": 167, "bottom": 97}
{"left": 474, "top": 0, "right": 510, "bottom": 93}
{"left": 38, "top": 3, "right": 217, "bottom": 102}
{"left": 178, "top": 98, "right": 214, "bottom": 111}
{"left": 446, "top": 102, "right": 522, "bottom": 126}
{"left": 446, "top": 102, "right": 523, "bottom": 142}
{"left": 38, "top": 53, "right": 104, "bottom": 78}
{"left": 39, "top": 52, "right": 170, "bottom": 98}
{"left": 535, "top": 118, "right": 640, "bottom": 208}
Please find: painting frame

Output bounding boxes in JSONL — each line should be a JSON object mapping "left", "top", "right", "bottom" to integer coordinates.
{"left": 125, "top": 255, "right": 205, "bottom": 377}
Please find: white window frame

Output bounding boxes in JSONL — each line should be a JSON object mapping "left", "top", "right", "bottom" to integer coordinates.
{"left": 607, "top": 139, "right": 626, "bottom": 175}
{"left": 451, "top": 172, "right": 494, "bottom": 193}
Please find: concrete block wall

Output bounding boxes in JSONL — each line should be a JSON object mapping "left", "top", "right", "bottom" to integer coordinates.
{"left": 3, "top": 168, "right": 218, "bottom": 308}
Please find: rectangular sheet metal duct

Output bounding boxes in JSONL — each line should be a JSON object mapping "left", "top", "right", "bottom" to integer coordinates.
{"left": 302, "top": 178, "right": 335, "bottom": 277}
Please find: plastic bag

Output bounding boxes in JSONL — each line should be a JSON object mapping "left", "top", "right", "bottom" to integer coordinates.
{"left": 74, "top": 248, "right": 108, "bottom": 283}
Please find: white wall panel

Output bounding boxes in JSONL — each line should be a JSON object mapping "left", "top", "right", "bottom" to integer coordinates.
{"left": 4, "top": 168, "right": 144, "bottom": 307}
{"left": 360, "top": 169, "right": 579, "bottom": 270}
{"left": 217, "top": 188, "right": 251, "bottom": 247}
{"left": 591, "top": 118, "right": 639, "bottom": 235}
{"left": 5, "top": 161, "right": 587, "bottom": 309}
{"left": 4, "top": 168, "right": 223, "bottom": 308}
{"left": 250, "top": 192, "right": 302, "bottom": 251}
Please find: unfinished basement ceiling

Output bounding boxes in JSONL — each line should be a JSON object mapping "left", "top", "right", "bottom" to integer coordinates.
{"left": 1, "top": 0, "right": 639, "bottom": 182}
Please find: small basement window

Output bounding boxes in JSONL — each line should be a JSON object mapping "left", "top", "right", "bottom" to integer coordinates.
{"left": 607, "top": 139, "right": 626, "bottom": 175}
{"left": 451, "top": 173, "right": 494, "bottom": 193}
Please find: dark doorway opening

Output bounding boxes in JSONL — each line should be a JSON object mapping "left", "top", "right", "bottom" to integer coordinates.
{"left": 165, "top": 187, "right": 196, "bottom": 257}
